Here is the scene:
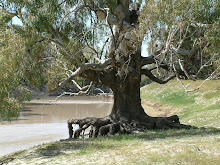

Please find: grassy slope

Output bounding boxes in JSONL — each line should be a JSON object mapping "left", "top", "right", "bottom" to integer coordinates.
{"left": 141, "top": 80, "right": 220, "bottom": 128}
{"left": 1, "top": 80, "right": 219, "bottom": 165}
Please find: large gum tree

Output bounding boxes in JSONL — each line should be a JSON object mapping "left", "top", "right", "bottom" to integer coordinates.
{"left": 0, "top": 0, "right": 219, "bottom": 137}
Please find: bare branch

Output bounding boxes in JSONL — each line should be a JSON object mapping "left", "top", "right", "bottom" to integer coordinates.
{"left": 71, "top": 79, "right": 82, "bottom": 90}
{"left": 190, "top": 21, "right": 212, "bottom": 28}
{"left": 85, "top": 40, "right": 99, "bottom": 57}
{"left": 187, "top": 68, "right": 219, "bottom": 92}
{"left": 56, "top": 81, "right": 95, "bottom": 99}
{"left": 49, "top": 58, "right": 113, "bottom": 94}
{"left": 173, "top": 63, "right": 219, "bottom": 95}
{"left": 159, "top": 25, "right": 180, "bottom": 56}
{"left": 195, "top": 59, "right": 213, "bottom": 77}
{"left": 64, "top": 68, "right": 82, "bottom": 91}
{"left": 100, "top": 38, "right": 109, "bottom": 59}
{"left": 178, "top": 59, "right": 190, "bottom": 79}
{"left": 81, "top": 81, "right": 94, "bottom": 94}
{"left": 94, "top": 88, "right": 105, "bottom": 94}
{"left": 172, "top": 64, "right": 190, "bottom": 96}
{"left": 176, "top": 76, "right": 190, "bottom": 96}
{"left": 170, "top": 43, "right": 198, "bottom": 58}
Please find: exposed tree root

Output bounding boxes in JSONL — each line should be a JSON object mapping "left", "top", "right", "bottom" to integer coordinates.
{"left": 67, "top": 114, "right": 197, "bottom": 139}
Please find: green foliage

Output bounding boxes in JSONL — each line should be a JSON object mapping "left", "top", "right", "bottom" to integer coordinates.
{"left": 0, "top": 29, "right": 30, "bottom": 120}
{"left": 139, "top": 0, "right": 219, "bottom": 77}
{"left": 204, "top": 20, "right": 220, "bottom": 67}
{"left": 0, "top": 13, "right": 12, "bottom": 26}
{"left": 0, "top": 0, "right": 94, "bottom": 120}
{"left": 46, "top": 57, "right": 68, "bottom": 91}
{"left": 0, "top": 26, "right": 49, "bottom": 120}
{"left": 23, "top": 41, "right": 48, "bottom": 89}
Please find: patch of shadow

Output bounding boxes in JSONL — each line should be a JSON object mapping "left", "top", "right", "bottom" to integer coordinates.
{"left": 0, "top": 157, "right": 15, "bottom": 165}
{"left": 35, "top": 140, "right": 89, "bottom": 157}
{"left": 120, "top": 127, "right": 220, "bottom": 141}
{"left": 34, "top": 140, "right": 117, "bottom": 158}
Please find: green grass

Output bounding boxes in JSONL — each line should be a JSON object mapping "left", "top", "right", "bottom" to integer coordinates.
{"left": 0, "top": 80, "right": 219, "bottom": 164}
{"left": 141, "top": 80, "right": 220, "bottom": 128}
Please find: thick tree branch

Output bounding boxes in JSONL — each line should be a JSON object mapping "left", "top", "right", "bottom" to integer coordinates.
{"left": 84, "top": 0, "right": 134, "bottom": 30}
{"left": 49, "top": 58, "right": 113, "bottom": 94}
{"left": 141, "top": 56, "right": 156, "bottom": 66}
{"left": 142, "top": 69, "right": 175, "bottom": 84}
{"left": 81, "top": 66, "right": 117, "bottom": 87}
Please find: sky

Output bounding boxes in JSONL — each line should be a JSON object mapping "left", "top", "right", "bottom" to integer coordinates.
{"left": 12, "top": 16, "right": 23, "bottom": 26}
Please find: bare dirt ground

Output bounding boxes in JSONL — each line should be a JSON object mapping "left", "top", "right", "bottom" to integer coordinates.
{"left": 141, "top": 100, "right": 182, "bottom": 117}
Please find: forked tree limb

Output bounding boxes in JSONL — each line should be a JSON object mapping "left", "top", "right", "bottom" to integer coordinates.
{"left": 55, "top": 81, "right": 94, "bottom": 98}
{"left": 49, "top": 59, "right": 113, "bottom": 94}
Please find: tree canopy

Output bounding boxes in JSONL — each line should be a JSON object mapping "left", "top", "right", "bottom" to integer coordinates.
{"left": 0, "top": 0, "right": 219, "bottom": 124}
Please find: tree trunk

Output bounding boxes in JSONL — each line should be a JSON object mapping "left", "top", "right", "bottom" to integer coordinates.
{"left": 66, "top": 1, "right": 196, "bottom": 139}
{"left": 110, "top": 67, "right": 145, "bottom": 122}
{"left": 68, "top": 50, "right": 195, "bottom": 138}
{"left": 106, "top": 44, "right": 147, "bottom": 122}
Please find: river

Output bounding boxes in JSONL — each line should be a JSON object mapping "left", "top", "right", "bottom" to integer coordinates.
{"left": 0, "top": 96, "right": 113, "bottom": 156}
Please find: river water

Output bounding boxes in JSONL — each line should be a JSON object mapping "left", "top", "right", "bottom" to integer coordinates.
{"left": 0, "top": 96, "right": 113, "bottom": 156}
